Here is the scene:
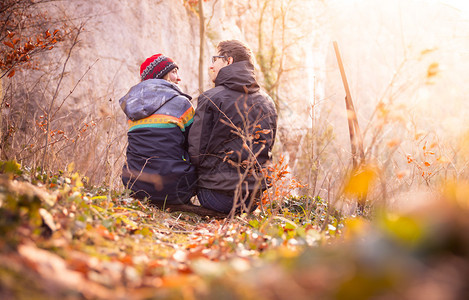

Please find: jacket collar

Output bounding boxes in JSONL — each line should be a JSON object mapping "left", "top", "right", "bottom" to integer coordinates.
{"left": 214, "top": 60, "right": 260, "bottom": 93}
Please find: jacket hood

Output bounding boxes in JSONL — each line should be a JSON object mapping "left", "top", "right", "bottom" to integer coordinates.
{"left": 119, "top": 79, "right": 191, "bottom": 121}
{"left": 214, "top": 61, "right": 260, "bottom": 93}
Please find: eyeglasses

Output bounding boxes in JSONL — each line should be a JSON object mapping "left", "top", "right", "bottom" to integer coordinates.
{"left": 211, "top": 55, "right": 227, "bottom": 63}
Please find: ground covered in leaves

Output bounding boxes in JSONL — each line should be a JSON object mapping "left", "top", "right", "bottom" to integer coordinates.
{"left": 1, "top": 161, "right": 469, "bottom": 299}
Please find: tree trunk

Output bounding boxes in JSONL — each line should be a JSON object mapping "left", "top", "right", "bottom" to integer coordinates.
{"left": 198, "top": 0, "right": 205, "bottom": 93}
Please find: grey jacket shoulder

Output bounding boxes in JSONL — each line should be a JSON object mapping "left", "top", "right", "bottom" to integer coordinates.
{"left": 119, "top": 79, "right": 191, "bottom": 121}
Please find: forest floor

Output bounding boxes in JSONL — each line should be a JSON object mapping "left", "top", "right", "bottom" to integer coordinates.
{"left": 1, "top": 161, "right": 468, "bottom": 299}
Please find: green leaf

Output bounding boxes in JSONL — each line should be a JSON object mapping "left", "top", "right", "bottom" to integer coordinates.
{"left": 0, "top": 160, "right": 22, "bottom": 176}
{"left": 249, "top": 219, "right": 260, "bottom": 229}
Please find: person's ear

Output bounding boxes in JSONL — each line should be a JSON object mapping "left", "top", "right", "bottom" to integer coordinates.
{"left": 227, "top": 57, "right": 234, "bottom": 65}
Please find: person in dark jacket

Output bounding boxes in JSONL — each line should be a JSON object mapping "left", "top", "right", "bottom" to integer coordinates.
{"left": 120, "top": 54, "right": 196, "bottom": 206}
{"left": 189, "top": 40, "right": 278, "bottom": 214}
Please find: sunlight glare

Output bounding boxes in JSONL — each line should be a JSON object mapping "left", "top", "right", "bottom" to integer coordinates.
{"left": 440, "top": 0, "right": 469, "bottom": 18}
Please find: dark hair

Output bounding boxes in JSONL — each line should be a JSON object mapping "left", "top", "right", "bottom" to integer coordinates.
{"left": 217, "top": 40, "right": 253, "bottom": 64}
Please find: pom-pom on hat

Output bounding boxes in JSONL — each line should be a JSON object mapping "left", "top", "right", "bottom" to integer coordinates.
{"left": 140, "top": 54, "right": 178, "bottom": 81}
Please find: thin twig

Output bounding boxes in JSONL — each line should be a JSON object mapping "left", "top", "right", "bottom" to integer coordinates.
{"left": 41, "top": 23, "right": 84, "bottom": 172}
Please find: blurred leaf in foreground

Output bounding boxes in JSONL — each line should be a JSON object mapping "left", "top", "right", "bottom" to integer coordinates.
{"left": 343, "top": 164, "right": 377, "bottom": 198}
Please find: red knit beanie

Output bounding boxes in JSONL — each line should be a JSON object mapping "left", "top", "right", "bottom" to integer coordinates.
{"left": 140, "top": 54, "right": 178, "bottom": 81}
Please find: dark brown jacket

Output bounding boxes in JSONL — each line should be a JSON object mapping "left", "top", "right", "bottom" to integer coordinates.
{"left": 188, "top": 61, "right": 277, "bottom": 193}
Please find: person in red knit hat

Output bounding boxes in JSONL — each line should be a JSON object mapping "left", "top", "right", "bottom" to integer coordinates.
{"left": 119, "top": 53, "right": 196, "bottom": 207}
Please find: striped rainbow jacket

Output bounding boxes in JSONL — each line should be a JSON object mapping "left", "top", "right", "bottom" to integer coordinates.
{"left": 119, "top": 79, "right": 196, "bottom": 205}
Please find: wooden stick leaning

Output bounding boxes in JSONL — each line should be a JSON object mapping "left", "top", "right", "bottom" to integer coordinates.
{"left": 332, "top": 41, "right": 365, "bottom": 168}
{"left": 333, "top": 41, "right": 367, "bottom": 212}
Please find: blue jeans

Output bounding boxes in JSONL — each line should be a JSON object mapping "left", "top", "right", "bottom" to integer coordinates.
{"left": 197, "top": 188, "right": 258, "bottom": 214}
